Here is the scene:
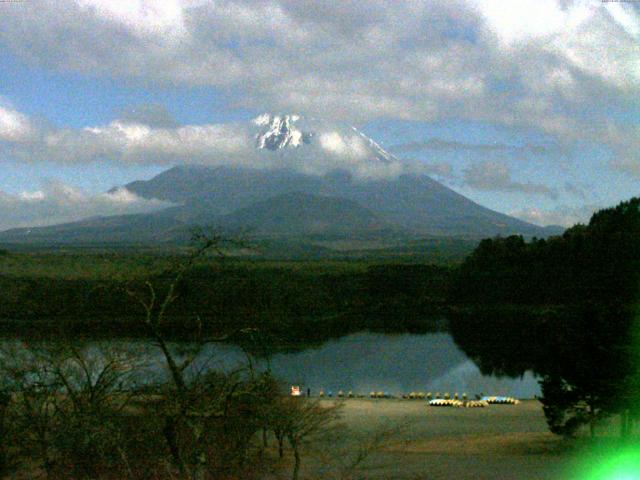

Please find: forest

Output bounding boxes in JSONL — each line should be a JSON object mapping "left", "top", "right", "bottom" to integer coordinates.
{"left": 0, "top": 252, "right": 451, "bottom": 349}
{"left": 449, "top": 198, "right": 640, "bottom": 437}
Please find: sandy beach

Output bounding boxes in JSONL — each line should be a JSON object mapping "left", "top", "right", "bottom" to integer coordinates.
{"left": 294, "top": 398, "right": 577, "bottom": 480}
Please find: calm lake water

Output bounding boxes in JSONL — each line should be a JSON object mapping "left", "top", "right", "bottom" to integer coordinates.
{"left": 245, "top": 332, "right": 540, "bottom": 398}
{"left": 4, "top": 332, "right": 541, "bottom": 398}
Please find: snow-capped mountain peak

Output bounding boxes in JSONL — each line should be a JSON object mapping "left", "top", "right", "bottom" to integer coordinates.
{"left": 253, "top": 114, "right": 311, "bottom": 150}
{"left": 248, "top": 113, "right": 401, "bottom": 180}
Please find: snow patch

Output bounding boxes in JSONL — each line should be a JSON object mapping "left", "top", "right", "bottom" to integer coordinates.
{"left": 255, "top": 114, "right": 308, "bottom": 150}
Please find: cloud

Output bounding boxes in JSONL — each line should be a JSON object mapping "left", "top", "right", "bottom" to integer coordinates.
{"left": 419, "top": 162, "right": 455, "bottom": 179}
{"left": 0, "top": 182, "right": 173, "bottom": 231}
{"left": 470, "top": 0, "right": 591, "bottom": 45}
{"left": 318, "top": 132, "right": 368, "bottom": 160}
{"left": 0, "top": 104, "right": 34, "bottom": 142}
{"left": 116, "top": 103, "right": 180, "bottom": 128}
{"left": 2, "top": 113, "right": 255, "bottom": 168}
{"left": 389, "top": 138, "right": 555, "bottom": 155}
{"left": 0, "top": 2, "right": 637, "bottom": 118}
{"left": 0, "top": 108, "right": 405, "bottom": 180}
{"left": 563, "top": 181, "right": 590, "bottom": 200}
{"left": 607, "top": 123, "right": 640, "bottom": 176}
{"left": 0, "top": 1, "right": 638, "bottom": 172}
{"left": 50, "top": 120, "right": 254, "bottom": 165}
{"left": 510, "top": 204, "right": 601, "bottom": 227}
{"left": 463, "top": 161, "right": 557, "bottom": 198}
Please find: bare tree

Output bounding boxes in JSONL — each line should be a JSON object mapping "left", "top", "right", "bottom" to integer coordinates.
{"left": 122, "top": 231, "right": 275, "bottom": 479}
{"left": 0, "top": 341, "right": 140, "bottom": 479}
{"left": 267, "top": 397, "right": 342, "bottom": 480}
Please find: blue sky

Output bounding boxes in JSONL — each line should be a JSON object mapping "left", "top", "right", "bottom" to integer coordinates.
{"left": 0, "top": 0, "right": 638, "bottom": 229}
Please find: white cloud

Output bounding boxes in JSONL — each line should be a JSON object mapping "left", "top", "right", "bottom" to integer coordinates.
{"left": 318, "top": 132, "right": 368, "bottom": 160}
{"left": 1, "top": 2, "right": 636, "bottom": 110}
{"left": 0, "top": 182, "right": 173, "bottom": 231}
{"left": 606, "top": 2, "right": 640, "bottom": 39}
{"left": 62, "top": 120, "right": 254, "bottom": 164}
{"left": 0, "top": 108, "right": 406, "bottom": 180}
{"left": 0, "top": 105, "right": 34, "bottom": 142}
{"left": 471, "top": 0, "right": 593, "bottom": 45}
{"left": 76, "top": 0, "right": 189, "bottom": 40}
{"left": 510, "top": 204, "right": 600, "bottom": 227}
{"left": 19, "top": 191, "right": 45, "bottom": 201}
{"left": 0, "top": 1, "right": 639, "bottom": 171}
{"left": 463, "top": 161, "right": 557, "bottom": 198}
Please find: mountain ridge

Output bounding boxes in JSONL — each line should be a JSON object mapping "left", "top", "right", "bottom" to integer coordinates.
{"left": 121, "top": 165, "right": 558, "bottom": 238}
{"left": 1, "top": 113, "right": 564, "bottom": 248}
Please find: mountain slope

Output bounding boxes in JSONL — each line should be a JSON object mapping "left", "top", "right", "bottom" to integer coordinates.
{"left": 216, "top": 191, "right": 389, "bottom": 236}
{"left": 0, "top": 113, "right": 564, "bottom": 246}
{"left": 1, "top": 165, "right": 560, "bottom": 245}
{"left": 123, "top": 165, "right": 554, "bottom": 238}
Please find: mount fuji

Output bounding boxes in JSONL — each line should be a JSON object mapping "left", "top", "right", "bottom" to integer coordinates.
{"left": 0, "top": 114, "right": 563, "bottom": 249}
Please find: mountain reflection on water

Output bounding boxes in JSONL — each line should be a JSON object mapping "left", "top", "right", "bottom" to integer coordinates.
{"left": 257, "top": 333, "right": 539, "bottom": 398}
{"left": 191, "top": 332, "right": 540, "bottom": 398}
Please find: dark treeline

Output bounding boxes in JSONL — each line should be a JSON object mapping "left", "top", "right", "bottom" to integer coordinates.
{"left": 0, "top": 262, "right": 451, "bottom": 349}
{"left": 449, "top": 198, "right": 640, "bottom": 437}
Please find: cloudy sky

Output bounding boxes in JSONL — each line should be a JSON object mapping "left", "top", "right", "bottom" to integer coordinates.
{"left": 0, "top": 0, "right": 638, "bottom": 230}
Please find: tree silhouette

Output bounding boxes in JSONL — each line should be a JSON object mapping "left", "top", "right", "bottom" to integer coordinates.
{"left": 450, "top": 198, "right": 640, "bottom": 436}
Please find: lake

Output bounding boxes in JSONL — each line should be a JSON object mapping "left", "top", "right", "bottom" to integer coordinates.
{"left": 2, "top": 332, "right": 540, "bottom": 398}
{"left": 245, "top": 332, "right": 540, "bottom": 398}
